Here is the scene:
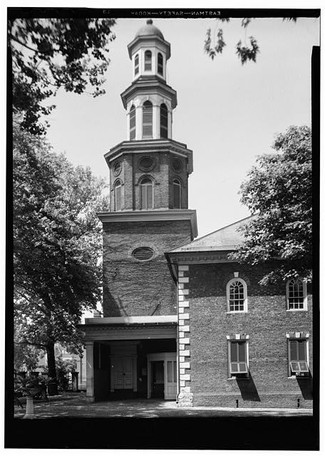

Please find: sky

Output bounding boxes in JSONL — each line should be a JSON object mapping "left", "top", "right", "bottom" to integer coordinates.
{"left": 45, "top": 14, "right": 319, "bottom": 238}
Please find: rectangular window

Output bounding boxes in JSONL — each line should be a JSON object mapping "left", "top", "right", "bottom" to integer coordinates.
{"left": 288, "top": 339, "right": 309, "bottom": 376}
{"left": 287, "top": 279, "right": 307, "bottom": 310}
{"left": 229, "top": 340, "right": 248, "bottom": 376}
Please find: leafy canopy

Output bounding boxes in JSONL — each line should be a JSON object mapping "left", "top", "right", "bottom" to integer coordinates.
{"left": 9, "top": 17, "right": 116, "bottom": 134}
{"left": 204, "top": 17, "right": 296, "bottom": 64}
{"left": 13, "top": 126, "right": 109, "bottom": 355}
{"left": 231, "top": 125, "right": 312, "bottom": 284}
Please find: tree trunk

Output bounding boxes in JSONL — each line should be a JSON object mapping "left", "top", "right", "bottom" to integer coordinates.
{"left": 46, "top": 341, "right": 58, "bottom": 396}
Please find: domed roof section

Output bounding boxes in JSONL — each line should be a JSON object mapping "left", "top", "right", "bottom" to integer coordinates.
{"left": 135, "top": 19, "right": 164, "bottom": 40}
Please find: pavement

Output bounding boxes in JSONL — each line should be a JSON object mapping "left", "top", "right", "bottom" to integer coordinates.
{"left": 14, "top": 391, "right": 313, "bottom": 419}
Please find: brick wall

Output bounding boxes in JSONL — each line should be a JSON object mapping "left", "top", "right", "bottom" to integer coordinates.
{"left": 110, "top": 152, "right": 189, "bottom": 211}
{"left": 182, "top": 262, "right": 313, "bottom": 408}
{"left": 102, "top": 219, "right": 192, "bottom": 317}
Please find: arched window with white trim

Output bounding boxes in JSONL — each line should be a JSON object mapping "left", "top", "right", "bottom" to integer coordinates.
{"left": 144, "top": 50, "right": 152, "bottom": 71}
{"left": 160, "top": 103, "right": 168, "bottom": 138}
{"left": 158, "top": 52, "right": 164, "bottom": 75}
{"left": 114, "top": 179, "right": 122, "bottom": 212}
{"left": 129, "top": 105, "right": 136, "bottom": 140}
{"left": 173, "top": 179, "right": 181, "bottom": 209}
{"left": 142, "top": 101, "right": 153, "bottom": 138}
{"left": 140, "top": 177, "right": 154, "bottom": 210}
{"left": 227, "top": 278, "right": 248, "bottom": 312}
{"left": 286, "top": 279, "right": 307, "bottom": 310}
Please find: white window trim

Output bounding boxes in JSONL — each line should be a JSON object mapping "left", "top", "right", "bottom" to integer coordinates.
{"left": 286, "top": 279, "right": 308, "bottom": 311}
{"left": 227, "top": 339, "right": 249, "bottom": 379}
{"left": 286, "top": 336, "right": 310, "bottom": 378}
{"left": 226, "top": 278, "right": 248, "bottom": 313}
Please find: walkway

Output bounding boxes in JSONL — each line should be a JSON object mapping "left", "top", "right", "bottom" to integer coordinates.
{"left": 14, "top": 392, "right": 313, "bottom": 419}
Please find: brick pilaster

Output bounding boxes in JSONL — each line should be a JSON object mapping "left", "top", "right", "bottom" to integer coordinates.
{"left": 177, "top": 265, "right": 193, "bottom": 406}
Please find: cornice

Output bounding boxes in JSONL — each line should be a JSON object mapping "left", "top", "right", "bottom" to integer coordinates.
{"left": 84, "top": 315, "right": 177, "bottom": 325}
{"left": 127, "top": 35, "right": 171, "bottom": 59}
{"left": 166, "top": 250, "right": 237, "bottom": 265}
{"left": 104, "top": 139, "right": 193, "bottom": 174}
{"left": 121, "top": 79, "right": 177, "bottom": 109}
{"left": 98, "top": 209, "right": 198, "bottom": 239}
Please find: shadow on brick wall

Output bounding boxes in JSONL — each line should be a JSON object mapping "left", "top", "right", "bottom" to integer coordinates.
{"left": 103, "top": 287, "right": 126, "bottom": 316}
{"left": 297, "top": 376, "right": 313, "bottom": 400}
{"left": 236, "top": 374, "right": 261, "bottom": 402}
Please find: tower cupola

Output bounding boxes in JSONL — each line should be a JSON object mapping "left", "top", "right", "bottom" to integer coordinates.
{"left": 128, "top": 19, "right": 171, "bottom": 82}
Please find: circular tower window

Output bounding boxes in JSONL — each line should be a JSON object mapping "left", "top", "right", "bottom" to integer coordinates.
{"left": 172, "top": 158, "right": 182, "bottom": 172}
{"left": 139, "top": 156, "right": 155, "bottom": 171}
{"left": 132, "top": 246, "right": 154, "bottom": 261}
{"left": 113, "top": 161, "right": 122, "bottom": 176}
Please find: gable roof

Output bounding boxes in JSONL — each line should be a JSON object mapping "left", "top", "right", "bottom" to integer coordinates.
{"left": 169, "top": 216, "right": 253, "bottom": 253}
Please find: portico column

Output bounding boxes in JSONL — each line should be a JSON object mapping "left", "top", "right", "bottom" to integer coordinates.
{"left": 85, "top": 341, "right": 95, "bottom": 401}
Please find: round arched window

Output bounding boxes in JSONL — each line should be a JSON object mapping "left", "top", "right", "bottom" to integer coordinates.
{"left": 140, "top": 177, "right": 154, "bottom": 210}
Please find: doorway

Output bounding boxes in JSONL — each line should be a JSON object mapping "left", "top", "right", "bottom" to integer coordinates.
{"left": 147, "top": 352, "right": 177, "bottom": 400}
{"left": 151, "top": 361, "right": 164, "bottom": 398}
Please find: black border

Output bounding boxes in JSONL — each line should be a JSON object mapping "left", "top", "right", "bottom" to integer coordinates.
{"left": 6, "top": 7, "right": 320, "bottom": 450}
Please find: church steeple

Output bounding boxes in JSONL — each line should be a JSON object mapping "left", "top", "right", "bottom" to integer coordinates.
{"left": 104, "top": 20, "right": 194, "bottom": 214}
{"left": 121, "top": 20, "right": 176, "bottom": 141}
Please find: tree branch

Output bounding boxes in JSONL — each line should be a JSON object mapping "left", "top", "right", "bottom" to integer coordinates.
{"left": 10, "top": 33, "right": 53, "bottom": 56}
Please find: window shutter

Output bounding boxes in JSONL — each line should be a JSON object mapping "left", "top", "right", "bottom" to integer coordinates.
{"left": 158, "top": 53, "right": 163, "bottom": 75}
{"left": 130, "top": 106, "right": 136, "bottom": 140}
{"left": 142, "top": 101, "right": 153, "bottom": 138}
{"left": 135, "top": 54, "right": 139, "bottom": 75}
{"left": 160, "top": 104, "right": 168, "bottom": 138}
{"left": 145, "top": 50, "right": 152, "bottom": 71}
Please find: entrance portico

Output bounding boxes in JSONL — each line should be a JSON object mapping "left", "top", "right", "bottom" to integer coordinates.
{"left": 83, "top": 316, "right": 177, "bottom": 402}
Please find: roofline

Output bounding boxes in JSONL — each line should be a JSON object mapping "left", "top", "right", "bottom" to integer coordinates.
{"left": 185, "top": 215, "right": 253, "bottom": 247}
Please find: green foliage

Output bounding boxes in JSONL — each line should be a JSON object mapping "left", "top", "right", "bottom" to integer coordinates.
{"left": 13, "top": 126, "right": 109, "bottom": 360}
{"left": 236, "top": 37, "right": 259, "bottom": 64}
{"left": 56, "top": 356, "right": 77, "bottom": 390}
{"left": 230, "top": 126, "right": 312, "bottom": 285}
{"left": 9, "top": 17, "right": 116, "bottom": 134}
{"left": 15, "top": 373, "right": 48, "bottom": 397}
{"left": 204, "top": 28, "right": 226, "bottom": 60}
{"left": 14, "top": 339, "right": 43, "bottom": 372}
{"left": 204, "top": 17, "right": 297, "bottom": 64}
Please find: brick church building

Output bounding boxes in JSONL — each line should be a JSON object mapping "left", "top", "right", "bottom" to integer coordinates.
{"left": 82, "top": 20, "right": 313, "bottom": 408}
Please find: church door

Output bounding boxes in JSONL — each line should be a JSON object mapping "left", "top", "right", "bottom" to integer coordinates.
{"left": 111, "top": 357, "right": 134, "bottom": 390}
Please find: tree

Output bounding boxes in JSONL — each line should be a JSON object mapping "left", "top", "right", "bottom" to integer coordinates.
{"left": 13, "top": 126, "right": 109, "bottom": 392}
{"left": 231, "top": 125, "right": 312, "bottom": 285}
{"left": 9, "top": 17, "right": 116, "bottom": 134}
{"left": 204, "top": 17, "right": 296, "bottom": 64}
